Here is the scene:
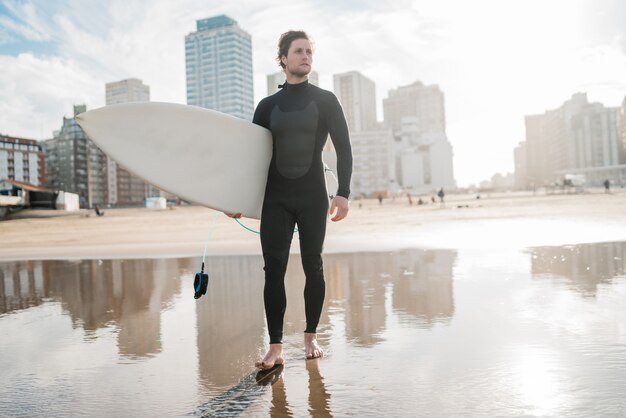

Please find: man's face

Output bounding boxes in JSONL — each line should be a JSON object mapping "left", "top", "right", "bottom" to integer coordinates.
{"left": 281, "top": 38, "right": 313, "bottom": 77}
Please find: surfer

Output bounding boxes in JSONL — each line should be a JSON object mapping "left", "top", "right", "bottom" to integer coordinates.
{"left": 226, "top": 30, "right": 352, "bottom": 369}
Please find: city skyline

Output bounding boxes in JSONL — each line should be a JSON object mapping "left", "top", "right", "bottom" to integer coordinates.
{"left": 1, "top": 1, "right": 626, "bottom": 186}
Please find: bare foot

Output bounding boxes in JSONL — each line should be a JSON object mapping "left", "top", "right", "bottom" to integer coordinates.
{"left": 304, "top": 332, "right": 323, "bottom": 359}
{"left": 255, "top": 343, "right": 284, "bottom": 370}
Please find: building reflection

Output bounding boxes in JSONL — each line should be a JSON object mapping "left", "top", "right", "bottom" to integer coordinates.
{"left": 390, "top": 249, "right": 456, "bottom": 326}
{"left": 0, "top": 258, "right": 185, "bottom": 358}
{"left": 323, "top": 249, "right": 456, "bottom": 346}
{"left": 1, "top": 248, "right": 458, "bottom": 391}
{"left": 267, "top": 248, "right": 456, "bottom": 349}
{"left": 530, "top": 241, "right": 625, "bottom": 296}
{"left": 0, "top": 260, "right": 45, "bottom": 315}
{"left": 195, "top": 254, "right": 266, "bottom": 389}
{"left": 325, "top": 252, "right": 389, "bottom": 346}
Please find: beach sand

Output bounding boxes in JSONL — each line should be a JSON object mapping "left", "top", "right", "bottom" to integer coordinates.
{"left": 1, "top": 189, "right": 625, "bottom": 261}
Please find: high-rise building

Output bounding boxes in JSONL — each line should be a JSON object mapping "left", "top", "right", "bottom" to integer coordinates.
{"left": 105, "top": 78, "right": 152, "bottom": 206}
{"left": 571, "top": 105, "right": 620, "bottom": 169}
{"left": 382, "top": 80, "right": 455, "bottom": 192}
{"left": 349, "top": 129, "right": 394, "bottom": 197}
{"left": 185, "top": 15, "right": 253, "bottom": 120}
{"left": 333, "top": 71, "right": 377, "bottom": 132}
{"left": 513, "top": 142, "right": 527, "bottom": 190}
{"left": 106, "top": 78, "right": 149, "bottom": 105}
{"left": 0, "top": 134, "right": 45, "bottom": 186}
{"left": 619, "top": 96, "right": 626, "bottom": 164}
{"left": 394, "top": 117, "right": 455, "bottom": 193}
{"left": 266, "top": 70, "right": 319, "bottom": 96}
{"left": 43, "top": 105, "right": 108, "bottom": 207}
{"left": 383, "top": 81, "right": 446, "bottom": 134}
{"left": 518, "top": 93, "right": 625, "bottom": 187}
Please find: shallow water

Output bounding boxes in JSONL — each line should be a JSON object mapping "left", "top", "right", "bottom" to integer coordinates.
{"left": 1, "top": 242, "right": 625, "bottom": 417}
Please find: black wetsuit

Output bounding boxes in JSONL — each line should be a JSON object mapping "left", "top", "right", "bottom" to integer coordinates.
{"left": 252, "top": 80, "right": 352, "bottom": 344}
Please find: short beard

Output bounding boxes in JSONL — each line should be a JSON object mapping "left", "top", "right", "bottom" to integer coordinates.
{"left": 286, "top": 65, "right": 310, "bottom": 78}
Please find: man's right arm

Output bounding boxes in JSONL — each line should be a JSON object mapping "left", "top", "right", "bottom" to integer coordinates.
{"left": 252, "top": 97, "right": 271, "bottom": 129}
{"left": 225, "top": 99, "right": 271, "bottom": 219}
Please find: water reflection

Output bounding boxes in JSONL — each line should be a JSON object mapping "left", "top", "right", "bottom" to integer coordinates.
{"left": 306, "top": 360, "right": 331, "bottom": 417}
{"left": 0, "top": 258, "right": 187, "bottom": 358}
{"left": 326, "top": 250, "right": 456, "bottom": 345}
{"left": 0, "top": 260, "right": 45, "bottom": 314}
{"left": 2, "top": 242, "right": 624, "bottom": 417}
{"left": 269, "top": 373, "right": 293, "bottom": 417}
{"left": 530, "top": 241, "right": 625, "bottom": 296}
{"left": 195, "top": 254, "right": 266, "bottom": 389}
{"left": 271, "top": 249, "right": 457, "bottom": 348}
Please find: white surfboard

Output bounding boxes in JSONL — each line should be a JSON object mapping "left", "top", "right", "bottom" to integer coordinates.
{"left": 76, "top": 102, "right": 272, "bottom": 219}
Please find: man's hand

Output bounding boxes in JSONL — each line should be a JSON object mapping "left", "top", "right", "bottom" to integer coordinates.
{"left": 329, "top": 196, "right": 349, "bottom": 222}
{"left": 224, "top": 212, "right": 242, "bottom": 219}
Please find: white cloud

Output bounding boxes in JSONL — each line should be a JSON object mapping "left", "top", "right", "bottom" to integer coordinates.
{"left": 0, "top": 53, "right": 102, "bottom": 139}
{"left": 1, "top": 1, "right": 55, "bottom": 41}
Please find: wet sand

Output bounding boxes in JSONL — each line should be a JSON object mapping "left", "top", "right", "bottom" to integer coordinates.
{"left": 1, "top": 189, "right": 625, "bottom": 261}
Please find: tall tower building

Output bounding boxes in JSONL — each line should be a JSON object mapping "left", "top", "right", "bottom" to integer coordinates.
{"left": 185, "top": 15, "right": 253, "bottom": 120}
{"left": 333, "top": 71, "right": 377, "bottom": 132}
{"left": 266, "top": 70, "right": 319, "bottom": 96}
{"left": 105, "top": 78, "right": 151, "bottom": 206}
{"left": 383, "top": 81, "right": 446, "bottom": 134}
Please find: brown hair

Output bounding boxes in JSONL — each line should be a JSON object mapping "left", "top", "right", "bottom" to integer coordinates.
{"left": 276, "top": 30, "right": 312, "bottom": 69}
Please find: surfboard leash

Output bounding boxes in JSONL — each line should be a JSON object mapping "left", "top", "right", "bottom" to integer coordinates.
{"left": 234, "top": 218, "right": 299, "bottom": 234}
{"left": 194, "top": 211, "right": 220, "bottom": 300}
{"left": 232, "top": 165, "right": 337, "bottom": 235}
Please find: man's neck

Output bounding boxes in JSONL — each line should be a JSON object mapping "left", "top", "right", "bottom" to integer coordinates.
{"left": 285, "top": 72, "right": 308, "bottom": 85}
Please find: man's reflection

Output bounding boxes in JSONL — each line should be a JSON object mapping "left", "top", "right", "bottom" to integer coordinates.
{"left": 267, "top": 367, "right": 292, "bottom": 417}
{"left": 306, "top": 359, "right": 332, "bottom": 417}
{"left": 257, "top": 359, "right": 332, "bottom": 417}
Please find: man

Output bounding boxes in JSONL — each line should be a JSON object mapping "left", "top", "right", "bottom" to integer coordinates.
{"left": 226, "top": 30, "right": 352, "bottom": 369}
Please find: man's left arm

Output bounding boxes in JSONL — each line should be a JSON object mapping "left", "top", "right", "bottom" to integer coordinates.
{"left": 326, "top": 93, "right": 352, "bottom": 222}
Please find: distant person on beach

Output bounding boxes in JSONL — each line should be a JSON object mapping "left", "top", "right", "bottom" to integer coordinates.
{"left": 437, "top": 187, "right": 445, "bottom": 203}
{"left": 225, "top": 30, "right": 352, "bottom": 369}
{"left": 604, "top": 179, "right": 610, "bottom": 193}
{"left": 378, "top": 194, "right": 383, "bottom": 205}
{"left": 407, "top": 193, "right": 413, "bottom": 205}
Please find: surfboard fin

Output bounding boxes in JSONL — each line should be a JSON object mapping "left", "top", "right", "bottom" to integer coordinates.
{"left": 194, "top": 262, "right": 209, "bottom": 299}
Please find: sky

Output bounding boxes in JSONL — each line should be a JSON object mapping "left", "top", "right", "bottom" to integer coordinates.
{"left": 1, "top": 0, "right": 625, "bottom": 187}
